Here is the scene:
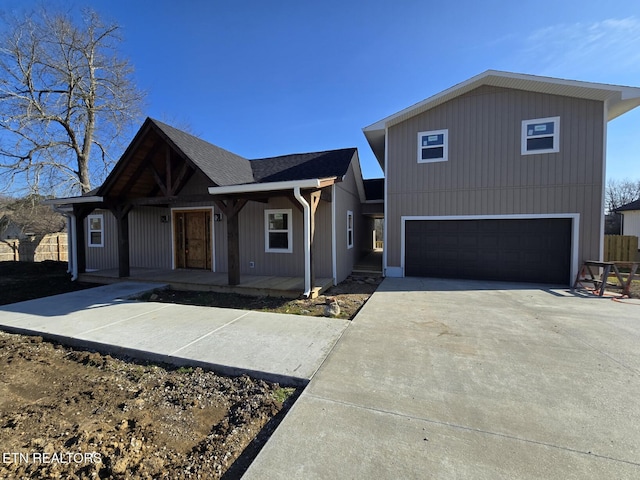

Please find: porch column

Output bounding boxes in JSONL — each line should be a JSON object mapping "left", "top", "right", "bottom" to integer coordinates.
{"left": 214, "top": 198, "right": 248, "bottom": 286}
{"left": 111, "top": 204, "right": 133, "bottom": 278}
{"left": 305, "top": 191, "right": 322, "bottom": 294}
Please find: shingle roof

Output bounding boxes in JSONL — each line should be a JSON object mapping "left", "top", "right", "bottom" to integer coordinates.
{"left": 250, "top": 148, "right": 357, "bottom": 183}
{"left": 363, "top": 178, "right": 384, "bottom": 201}
{"left": 615, "top": 198, "right": 640, "bottom": 212}
{"left": 151, "top": 119, "right": 255, "bottom": 186}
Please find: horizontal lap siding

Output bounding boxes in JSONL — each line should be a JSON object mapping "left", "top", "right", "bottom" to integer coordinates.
{"left": 386, "top": 85, "right": 605, "bottom": 269}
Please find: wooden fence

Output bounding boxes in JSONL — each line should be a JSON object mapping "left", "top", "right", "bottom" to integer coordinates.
{"left": 0, "top": 233, "right": 68, "bottom": 262}
{"left": 604, "top": 235, "right": 639, "bottom": 262}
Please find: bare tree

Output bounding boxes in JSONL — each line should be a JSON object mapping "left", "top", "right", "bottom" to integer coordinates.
{"left": 605, "top": 178, "right": 640, "bottom": 213}
{"left": 0, "top": 8, "right": 145, "bottom": 195}
{"left": 1, "top": 194, "right": 65, "bottom": 237}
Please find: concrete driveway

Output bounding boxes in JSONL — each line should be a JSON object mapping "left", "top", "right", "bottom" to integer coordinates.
{"left": 244, "top": 277, "right": 640, "bottom": 479}
{"left": 0, "top": 282, "right": 349, "bottom": 386}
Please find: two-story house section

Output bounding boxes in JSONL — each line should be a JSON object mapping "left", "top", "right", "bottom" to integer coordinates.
{"left": 363, "top": 70, "right": 640, "bottom": 285}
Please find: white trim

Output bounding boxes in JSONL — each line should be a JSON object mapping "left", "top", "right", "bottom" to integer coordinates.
{"left": 400, "top": 214, "right": 580, "bottom": 285}
{"left": 264, "top": 208, "right": 293, "bottom": 254}
{"left": 418, "top": 129, "right": 448, "bottom": 163}
{"left": 331, "top": 184, "right": 337, "bottom": 285}
{"left": 383, "top": 125, "right": 389, "bottom": 276}
{"left": 44, "top": 196, "right": 103, "bottom": 205}
{"left": 170, "top": 206, "right": 215, "bottom": 272}
{"left": 521, "top": 116, "right": 560, "bottom": 155}
{"left": 346, "top": 210, "right": 354, "bottom": 249}
{"left": 208, "top": 178, "right": 335, "bottom": 195}
{"left": 599, "top": 101, "right": 608, "bottom": 261}
{"left": 87, "top": 214, "right": 104, "bottom": 248}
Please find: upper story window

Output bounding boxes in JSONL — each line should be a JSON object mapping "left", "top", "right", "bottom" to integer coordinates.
{"left": 88, "top": 214, "right": 104, "bottom": 247}
{"left": 418, "top": 129, "right": 448, "bottom": 163}
{"left": 521, "top": 116, "right": 560, "bottom": 155}
{"left": 265, "top": 209, "right": 292, "bottom": 253}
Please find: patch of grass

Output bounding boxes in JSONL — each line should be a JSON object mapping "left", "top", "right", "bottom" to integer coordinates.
{"left": 272, "top": 387, "right": 296, "bottom": 404}
{"left": 176, "top": 366, "right": 194, "bottom": 374}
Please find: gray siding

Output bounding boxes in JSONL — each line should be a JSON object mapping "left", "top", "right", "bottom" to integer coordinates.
{"left": 335, "top": 161, "right": 364, "bottom": 283}
{"left": 129, "top": 207, "right": 172, "bottom": 268}
{"left": 234, "top": 196, "right": 333, "bottom": 278}
{"left": 386, "top": 85, "right": 605, "bottom": 269}
{"left": 85, "top": 209, "right": 118, "bottom": 270}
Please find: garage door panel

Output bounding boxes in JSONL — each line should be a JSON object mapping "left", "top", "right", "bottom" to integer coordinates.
{"left": 405, "top": 218, "right": 571, "bottom": 284}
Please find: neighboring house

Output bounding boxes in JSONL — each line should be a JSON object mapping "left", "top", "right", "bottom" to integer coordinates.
{"left": 48, "top": 118, "right": 368, "bottom": 297}
{"left": 363, "top": 70, "right": 640, "bottom": 285}
{"left": 615, "top": 198, "right": 640, "bottom": 238}
{"left": 0, "top": 215, "right": 26, "bottom": 240}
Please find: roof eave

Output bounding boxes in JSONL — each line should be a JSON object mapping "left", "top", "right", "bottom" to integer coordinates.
{"left": 43, "top": 196, "right": 104, "bottom": 206}
{"left": 208, "top": 177, "right": 338, "bottom": 196}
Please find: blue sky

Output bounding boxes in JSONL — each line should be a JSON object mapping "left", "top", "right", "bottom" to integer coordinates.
{"left": 3, "top": 0, "right": 640, "bottom": 182}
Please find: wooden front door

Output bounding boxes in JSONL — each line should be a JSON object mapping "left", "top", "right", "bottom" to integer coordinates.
{"left": 174, "top": 210, "right": 212, "bottom": 270}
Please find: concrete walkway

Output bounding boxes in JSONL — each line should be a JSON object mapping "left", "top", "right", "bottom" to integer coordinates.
{"left": 243, "top": 277, "right": 640, "bottom": 479}
{"left": 0, "top": 282, "right": 349, "bottom": 386}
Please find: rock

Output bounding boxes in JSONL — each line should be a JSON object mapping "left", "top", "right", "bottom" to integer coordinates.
{"left": 324, "top": 297, "right": 340, "bottom": 317}
{"left": 149, "top": 293, "right": 159, "bottom": 301}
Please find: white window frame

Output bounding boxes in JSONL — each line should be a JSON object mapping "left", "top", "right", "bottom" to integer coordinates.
{"left": 521, "top": 116, "right": 560, "bottom": 155}
{"left": 265, "top": 209, "right": 293, "bottom": 253}
{"left": 87, "top": 214, "right": 104, "bottom": 248}
{"left": 418, "top": 129, "right": 448, "bottom": 163}
{"left": 347, "top": 210, "right": 354, "bottom": 249}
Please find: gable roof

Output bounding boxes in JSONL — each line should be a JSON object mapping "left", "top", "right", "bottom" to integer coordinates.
{"left": 615, "top": 198, "right": 640, "bottom": 212}
{"left": 151, "top": 119, "right": 254, "bottom": 186}
{"left": 250, "top": 148, "right": 357, "bottom": 183}
{"left": 99, "top": 118, "right": 255, "bottom": 197}
{"left": 363, "top": 70, "right": 640, "bottom": 167}
{"left": 94, "top": 118, "right": 359, "bottom": 202}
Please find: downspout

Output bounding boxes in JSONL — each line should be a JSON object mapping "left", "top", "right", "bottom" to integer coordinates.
{"left": 67, "top": 212, "right": 78, "bottom": 281}
{"left": 293, "top": 187, "right": 312, "bottom": 298}
{"left": 52, "top": 206, "right": 77, "bottom": 281}
{"left": 331, "top": 184, "right": 337, "bottom": 285}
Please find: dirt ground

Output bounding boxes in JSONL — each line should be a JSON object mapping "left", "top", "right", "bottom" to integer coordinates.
{"left": 137, "top": 274, "right": 383, "bottom": 320}
{"left": 0, "top": 331, "right": 298, "bottom": 479}
{"left": 0, "top": 262, "right": 380, "bottom": 479}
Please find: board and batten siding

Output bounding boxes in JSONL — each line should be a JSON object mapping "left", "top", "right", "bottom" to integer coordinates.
{"left": 85, "top": 207, "right": 173, "bottom": 270}
{"left": 233, "top": 196, "right": 333, "bottom": 278}
{"left": 129, "top": 207, "right": 172, "bottom": 269}
{"left": 385, "top": 85, "right": 605, "bottom": 269}
{"left": 335, "top": 161, "right": 364, "bottom": 283}
{"left": 85, "top": 209, "right": 117, "bottom": 270}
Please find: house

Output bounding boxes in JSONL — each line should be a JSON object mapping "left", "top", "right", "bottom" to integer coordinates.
{"left": 363, "top": 70, "right": 640, "bottom": 285}
{"left": 615, "top": 198, "right": 640, "bottom": 239}
{"left": 48, "top": 118, "right": 370, "bottom": 297}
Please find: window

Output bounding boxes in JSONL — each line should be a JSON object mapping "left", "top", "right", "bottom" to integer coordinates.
{"left": 265, "top": 209, "right": 292, "bottom": 253}
{"left": 347, "top": 211, "right": 354, "bottom": 249}
{"left": 418, "top": 129, "right": 448, "bottom": 163}
{"left": 88, "top": 214, "right": 104, "bottom": 247}
{"left": 522, "top": 116, "right": 560, "bottom": 155}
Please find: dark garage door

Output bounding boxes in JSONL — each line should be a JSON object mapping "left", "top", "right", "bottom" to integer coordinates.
{"left": 405, "top": 218, "right": 572, "bottom": 284}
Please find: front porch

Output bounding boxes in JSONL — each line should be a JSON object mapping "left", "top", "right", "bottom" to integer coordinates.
{"left": 79, "top": 268, "right": 333, "bottom": 299}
